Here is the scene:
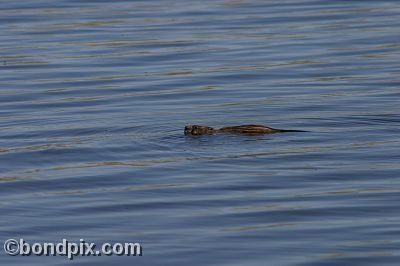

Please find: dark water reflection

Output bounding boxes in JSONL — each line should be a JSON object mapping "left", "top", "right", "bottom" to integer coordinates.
{"left": 1, "top": 0, "right": 400, "bottom": 265}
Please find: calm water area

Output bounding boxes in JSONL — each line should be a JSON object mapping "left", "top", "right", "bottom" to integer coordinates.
{"left": 1, "top": 0, "right": 400, "bottom": 265}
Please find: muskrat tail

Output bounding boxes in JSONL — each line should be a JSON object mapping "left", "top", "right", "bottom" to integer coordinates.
{"left": 274, "top": 129, "right": 308, "bottom": 133}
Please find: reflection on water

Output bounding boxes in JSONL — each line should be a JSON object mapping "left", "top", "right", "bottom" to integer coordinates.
{"left": 1, "top": 0, "right": 400, "bottom": 265}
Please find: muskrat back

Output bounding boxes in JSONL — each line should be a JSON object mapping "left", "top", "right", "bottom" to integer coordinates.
{"left": 184, "top": 124, "right": 306, "bottom": 136}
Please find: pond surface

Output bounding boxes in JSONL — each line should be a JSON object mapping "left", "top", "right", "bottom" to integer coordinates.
{"left": 1, "top": 0, "right": 400, "bottom": 265}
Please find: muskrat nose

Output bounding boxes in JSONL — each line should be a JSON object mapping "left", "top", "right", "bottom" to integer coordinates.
{"left": 184, "top": 125, "right": 193, "bottom": 135}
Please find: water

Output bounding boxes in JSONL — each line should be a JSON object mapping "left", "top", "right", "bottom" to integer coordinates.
{"left": 1, "top": 0, "right": 400, "bottom": 265}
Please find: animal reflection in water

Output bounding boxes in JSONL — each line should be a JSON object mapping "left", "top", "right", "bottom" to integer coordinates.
{"left": 184, "top": 124, "right": 306, "bottom": 136}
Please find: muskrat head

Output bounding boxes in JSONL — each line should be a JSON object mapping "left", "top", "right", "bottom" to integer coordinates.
{"left": 184, "top": 125, "right": 215, "bottom": 136}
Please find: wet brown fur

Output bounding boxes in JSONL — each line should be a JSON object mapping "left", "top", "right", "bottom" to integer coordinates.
{"left": 184, "top": 124, "right": 305, "bottom": 136}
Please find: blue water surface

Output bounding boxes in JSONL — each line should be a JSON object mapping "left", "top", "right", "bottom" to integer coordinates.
{"left": 1, "top": 0, "right": 400, "bottom": 265}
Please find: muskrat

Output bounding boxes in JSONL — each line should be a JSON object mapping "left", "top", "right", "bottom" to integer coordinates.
{"left": 184, "top": 124, "right": 306, "bottom": 136}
